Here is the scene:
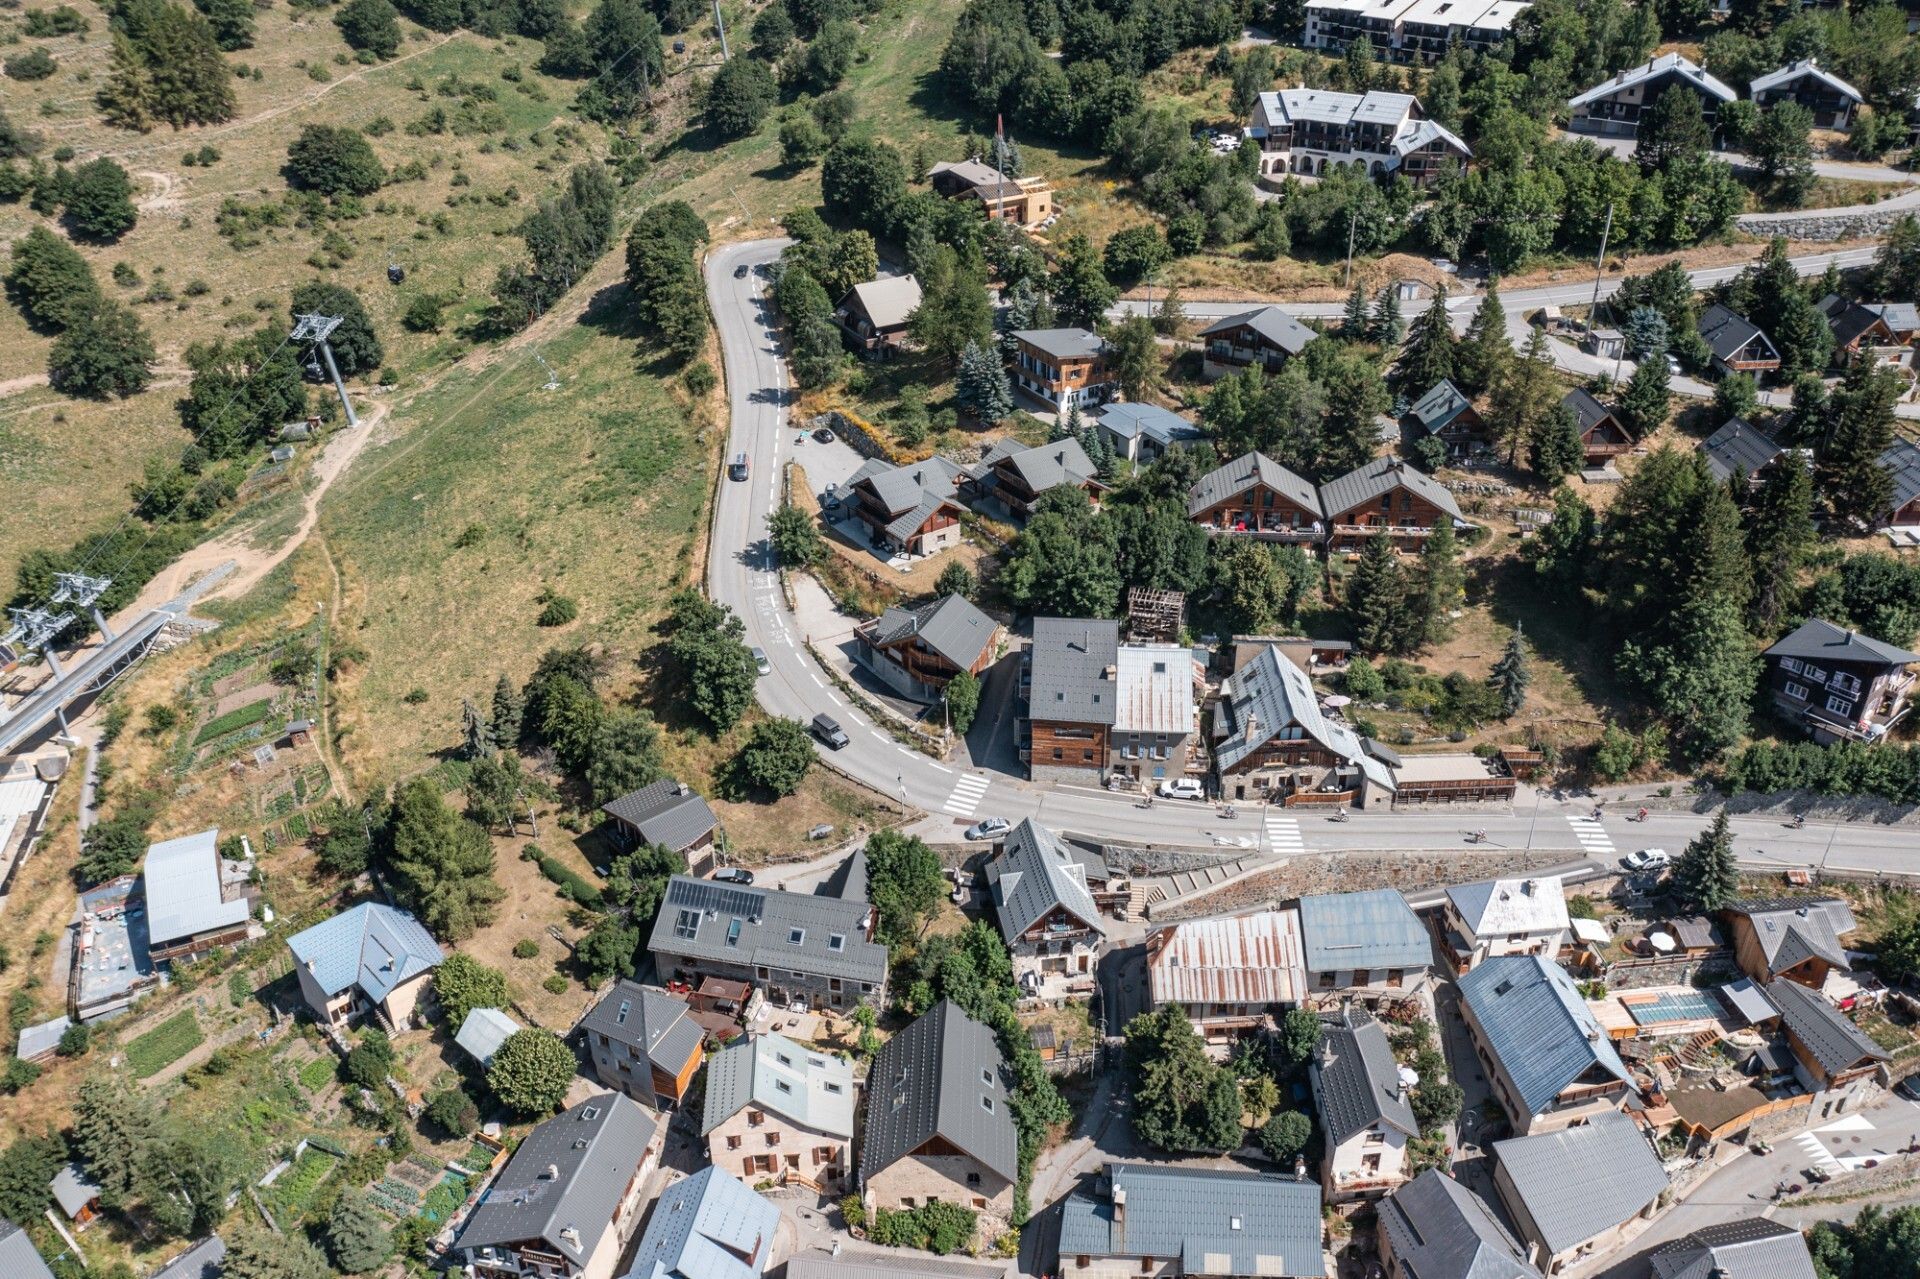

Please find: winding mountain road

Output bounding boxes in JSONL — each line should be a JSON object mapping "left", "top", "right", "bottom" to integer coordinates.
{"left": 704, "top": 237, "right": 1920, "bottom": 875}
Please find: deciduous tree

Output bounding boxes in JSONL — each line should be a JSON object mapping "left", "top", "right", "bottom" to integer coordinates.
{"left": 434, "top": 953, "right": 509, "bottom": 1029}
{"left": 488, "top": 1028, "right": 576, "bottom": 1114}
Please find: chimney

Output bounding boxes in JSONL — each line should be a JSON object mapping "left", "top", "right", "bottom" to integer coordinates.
{"left": 560, "top": 1226, "right": 581, "bottom": 1250}
{"left": 1293, "top": 1156, "right": 1307, "bottom": 1181}
{"left": 1111, "top": 1185, "right": 1126, "bottom": 1249}
{"left": 545, "top": 1164, "right": 561, "bottom": 1181}
{"left": 831, "top": 1241, "right": 842, "bottom": 1259}
{"left": 1523, "top": 878, "right": 1538, "bottom": 896}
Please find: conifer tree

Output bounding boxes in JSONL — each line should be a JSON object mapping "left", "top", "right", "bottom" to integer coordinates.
{"left": 1528, "top": 401, "right": 1585, "bottom": 484}
{"left": 1817, "top": 361, "right": 1899, "bottom": 531}
{"left": 1672, "top": 810, "right": 1739, "bottom": 911}
{"left": 1455, "top": 281, "right": 1510, "bottom": 394}
{"left": 1744, "top": 454, "right": 1813, "bottom": 631}
{"left": 1489, "top": 626, "right": 1529, "bottom": 718}
{"left": 1341, "top": 285, "right": 1369, "bottom": 339}
{"left": 1369, "top": 286, "right": 1405, "bottom": 346}
{"left": 1414, "top": 518, "right": 1462, "bottom": 646}
{"left": 1618, "top": 352, "right": 1672, "bottom": 439}
{"left": 98, "top": 35, "right": 156, "bottom": 131}
{"left": 490, "top": 674, "right": 524, "bottom": 748}
{"left": 955, "top": 339, "right": 1013, "bottom": 424}
{"left": 1348, "top": 533, "right": 1409, "bottom": 655}
{"left": 1395, "top": 290, "right": 1455, "bottom": 393}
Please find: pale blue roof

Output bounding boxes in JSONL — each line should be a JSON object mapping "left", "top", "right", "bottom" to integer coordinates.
{"left": 1460, "top": 955, "right": 1633, "bottom": 1119}
{"left": 1297, "top": 890, "right": 1429, "bottom": 973}
{"left": 455, "top": 1008, "right": 520, "bottom": 1067}
{"left": 286, "top": 902, "right": 443, "bottom": 1001}
{"left": 622, "top": 1166, "right": 779, "bottom": 1279}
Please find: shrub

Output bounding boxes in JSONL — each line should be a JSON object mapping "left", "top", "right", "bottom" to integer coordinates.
{"left": 537, "top": 594, "right": 578, "bottom": 627}
{"left": 56, "top": 1023, "right": 91, "bottom": 1057}
{"left": 425, "top": 1087, "right": 479, "bottom": 1137}
{"left": 512, "top": 938, "right": 539, "bottom": 959}
{"left": 541, "top": 974, "right": 568, "bottom": 994}
{"left": 286, "top": 124, "right": 386, "bottom": 196}
{"left": 487, "top": 1028, "right": 576, "bottom": 1114}
{"left": 525, "top": 843, "right": 603, "bottom": 907}
{"left": 6, "top": 49, "right": 59, "bottom": 81}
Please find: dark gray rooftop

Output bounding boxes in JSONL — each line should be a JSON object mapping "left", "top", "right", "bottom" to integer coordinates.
{"left": 985, "top": 819, "right": 1105, "bottom": 943}
{"left": 1057, "top": 1163, "right": 1324, "bottom": 1277}
{"left": 578, "top": 980, "right": 705, "bottom": 1074}
{"left": 1028, "top": 618, "right": 1120, "bottom": 727}
{"left": 1013, "top": 328, "right": 1109, "bottom": 363}
{"left": 1297, "top": 890, "right": 1430, "bottom": 974}
{"left": 148, "top": 1236, "right": 226, "bottom": 1279}
{"left": 1649, "top": 1217, "right": 1817, "bottom": 1279}
{"left": 1318, "top": 456, "right": 1463, "bottom": 522}
{"left": 818, "top": 848, "right": 868, "bottom": 902}
{"left": 1312, "top": 1005, "right": 1418, "bottom": 1145}
{"left": 866, "top": 594, "right": 999, "bottom": 672}
{"left": 1699, "top": 304, "right": 1777, "bottom": 363}
{"left": 1377, "top": 1170, "right": 1537, "bottom": 1279}
{"left": 977, "top": 437, "right": 1099, "bottom": 495}
{"left": 1408, "top": 380, "right": 1475, "bottom": 433}
{"left": 1458, "top": 954, "right": 1633, "bottom": 1119}
{"left": 1186, "top": 451, "right": 1323, "bottom": 519}
{"left": 604, "top": 779, "right": 717, "bottom": 853}
{"left": 648, "top": 876, "right": 887, "bottom": 984}
{"left": 1698, "top": 418, "right": 1783, "bottom": 484}
{"left": 1726, "top": 896, "right": 1857, "bottom": 977}
{"left": 1763, "top": 619, "right": 1920, "bottom": 671}
{"left": 456, "top": 1094, "right": 654, "bottom": 1265}
{"left": 1493, "top": 1114, "right": 1667, "bottom": 1255}
{"left": 1213, "top": 645, "right": 1394, "bottom": 793}
{"left": 845, "top": 457, "right": 967, "bottom": 543}
{"left": 1198, "top": 304, "right": 1318, "bottom": 356}
{"left": 1763, "top": 977, "right": 1887, "bottom": 1076}
{"left": 860, "top": 1000, "right": 1018, "bottom": 1187}
{"left": 1884, "top": 437, "right": 1920, "bottom": 512}
{"left": 1562, "top": 387, "right": 1615, "bottom": 434}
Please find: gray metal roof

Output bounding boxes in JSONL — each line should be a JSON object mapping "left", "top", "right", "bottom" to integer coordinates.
{"left": 1720, "top": 977, "right": 1777, "bottom": 1026}
{"left": 149, "top": 1236, "right": 227, "bottom": 1279}
{"left": 700, "top": 1031, "right": 856, "bottom": 1138}
{"left": 1458, "top": 954, "right": 1633, "bottom": 1119}
{"left": 623, "top": 1165, "right": 779, "bottom": 1279}
{"left": 859, "top": 1000, "right": 1018, "bottom": 1187}
{"left": 1699, "top": 304, "right": 1778, "bottom": 364}
{"left": 604, "top": 780, "right": 718, "bottom": 853}
{"left": 1408, "top": 380, "right": 1474, "bottom": 433}
{"left": 1884, "top": 437, "right": 1920, "bottom": 513}
{"left": 1186, "top": 451, "right": 1322, "bottom": 519}
{"left": 14, "top": 1016, "right": 71, "bottom": 1061}
{"left": 1820, "top": 294, "right": 1892, "bottom": 351}
{"left": 787, "top": 1248, "right": 1009, "bottom": 1279}
{"left": 648, "top": 876, "right": 887, "bottom": 984}
{"left": 1763, "top": 977, "right": 1887, "bottom": 1075}
{"left": 286, "top": 902, "right": 444, "bottom": 1002}
{"left": 1058, "top": 1163, "right": 1324, "bottom": 1277}
{"left": 579, "top": 980, "right": 706, "bottom": 1075}
{"left": 1029, "top": 618, "right": 1121, "bottom": 727}
{"left": 1377, "top": 1170, "right": 1537, "bottom": 1279}
{"left": 0, "top": 1221, "right": 54, "bottom": 1279}
{"left": 842, "top": 275, "right": 924, "bottom": 331}
{"left": 1213, "top": 645, "right": 1395, "bottom": 793}
{"left": 1260, "top": 87, "right": 1417, "bottom": 129}
{"left": 144, "top": 827, "right": 250, "bottom": 947}
{"left": 1562, "top": 388, "right": 1615, "bottom": 434}
{"left": 1763, "top": 620, "right": 1920, "bottom": 670}
{"left": 1198, "top": 305, "right": 1317, "bottom": 357}
{"left": 1568, "top": 52, "right": 1736, "bottom": 107}
{"left": 1312, "top": 1005, "right": 1417, "bottom": 1145}
{"left": 1699, "top": 418, "right": 1783, "bottom": 484}
{"left": 1097, "top": 403, "right": 1207, "bottom": 448}
{"left": 1393, "top": 117, "right": 1472, "bottom": 158}
{"left": 1297, "top": 890, "right": 1429, "bottom": 973}
{"left": 1650, "top": 1218, "right": 1817, "bottom": 1279}
{"left": 1750, "top": 58, "right": 1862, "bottom": 103}
{"left": 1447, "top": 876, "right": 1568, "bottom": 937}
{"left": 457, "top": 1093, "right": 655, "bottom": 1264}
{"left": 1493, "top": 1115, "right": 1666, "bottom": 1256}
{"left": 819, "top": 849, "right": 868, "bottom": 902}
{"left": 1013, "top": 328, "right": 1109, "bottom": 362}
{"left": 1318, "top": 456, "right": 1463, "bottom": 522}
{"left": 866, "top": 594, "right": 999, "bottom": 672}
{"left": 985, "top": 819, "right": 1105, "bottom": 943}
{"left": 978, "top": 437, "right": 1098, "bottom": 494}
{"left": 846, "top": 456, "right": 967, "bottom": 542}
{"left": 52, "top": 1163, "right": 101, "bottom": 1217}
{"left": 455, "top": 1007, "right": 520, "bottom": 1067}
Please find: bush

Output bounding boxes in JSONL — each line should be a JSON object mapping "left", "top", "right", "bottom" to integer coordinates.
{"left": 5, "top": 48, "right": 59, "bottom": 81}
{"left": 487, "top": 1028, "right": 576, "bottom": 1114}
{"left": 334, "top": 0, "right": 402, "bottom": 57}
{"left": 402, "top": 293, "right": 444, "bottom": 332}
{"left": 512, "top": 938, "right": 540, "bottom": 959}
{"left": 525, "top": 842, "right": 604, "bottom": 907}
{"left": 542, "top": 973, "right": 568, "bottom": 994}
{"left": 425, "top": 1087, "right": 479, "bottom": 1137}
{"left": 1258, "top": 1110, "right": 1311, "bottom": 1163}
{"left": 49, "top": 303, "right": 155, "bottom": 398}
{"left": 537, "top": 594, "right": 579, "bottom": 627}
{"left": 56, "top": 1023, "right": 91, "bottom": 1057}
{"left": 731, "top": 718, "right": 813, "bottom": 796}
{"left": 64, "top": 158, "right": 138, "bottom": 239}
{"left": 869, "top": 1201, "right": 977, "bottom": 1254}
{"left": 286, "top": 124, "right": 386, "bottom": 196}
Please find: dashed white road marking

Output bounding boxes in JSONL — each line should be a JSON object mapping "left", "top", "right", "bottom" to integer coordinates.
{"left": 1567, "top": 815, "right": 1616, "bottom": 857}
{"left": 1265, "top": 813, "right": 1304, "bottom": 853}
{"left": 942, "top": 773, "right": 992, "bottom": 817}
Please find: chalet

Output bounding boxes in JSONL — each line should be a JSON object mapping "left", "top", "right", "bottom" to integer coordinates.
{"left": 1763, "top": 977, "right": 1888, "bottom": 1108}
{"left": 1492, "top": 1115, "right": 1667, "bottom": 1274}
{"left": 1198, "top": 305, "right": 1318, "bottom": 379}
{"left": 1698, "top": 417, "right": 1786, "bottom": 486}
{"left": 1059, "top": 1163, "right": 1326, "bottom": 1279}
{"left": 1146, "top": 910, "right": 1307, "bottom": 1040}
{"left": 1405, "top": 379, "right": 1486, "bottom": 457}
{"left": 580, "top": 980, "right": 706, "bottom": 1108}
{"left": 1562, "top": 388, "right": 1635, "bottom": 465}
{"left": 1882, "top": 436, "right": 1920, "bottom": 528}
{"left": 453, "top": 1094, "right": 656, "bottom": 1279}
{"left": 142, "top": 827, "right": 254, "bottom": 966}
{"left": 1297, "top": 889, "right": 1431, "bottom": 1004}
{"left": 625, "top": 1167, "right": 777, "bottom": 1279}
{"left": 1094, "top": 403, "right": 1207, "bottom": 464}
{"left": 1821, "top": 294, "right": 1918, "bottom": 369}
{"left": 1651, "top": 1219, "right": 1819, "bottom": 1279}
{"left": 1441, "top": 875, "right": 1569, "bottom": 971}
{"left": 835, "top": 275, "right": 922, "bottom": 359}
{"left": 1010, "top": 328, "right": 1114, "bottom": 415}
{"left": 287, "top": 902, "right": 443, "bottom": 1032}
{"left": 1248, "top": 88, "right": 1470, "bottom": 185}
{"left": 985, "top": 819, "right": 1107, "bottom": 998}
{"left": 928, "top": 158, "right": 1055, "bottom": 228}
{"left": 1212, "top": 643, "right": 1396, "bottom": 806}
{"left": 1723, "top": 896, "right": 1857, "bottom": 987}
{"left": 51, "top": 1164, "right": 102, "bottom": 1228}
{"left": 842, "top": 456, "right": 968, "bottom": 558}
{"left": 971, "top": 437, "right": 1105, "bottom": 519}
{"left": 603, "top": 778, "right": 717, "bottom": 859}
{"left": 1377, "top": 1170, "right": 1537, "bottom": 1279}
{"left": 647, "top": 875, "right": 888, "bottom": 1012}
{"left": 855, "top": 593, "right": 1001, "bottom": 702}
{"left": 859, "top": 1000, "right": 1019, "bottom": 1220}
{"left": 1311, "top": 1005, "right": 1419, "bottom": 1204}
{"left": 1567, "top": 52, "right": 1736, "bottom": 138}
{"left": 1303, "top": 0, "right": 1532, "bottom": 65}
{"left": 1752, "top": 59, "right": 1864, "bottom": 129}
{"left": 1699, "top": 304, "right": 1783, "bottom": 379}
{"left": 703, "top": 1032, "right": 856, "bottom": 1191}
{"left": 1319, "top": 456, "right": 1466, "bottom": 554}
{"left": 1023, "top": 620, "right": 1199, "bottom": 786}
{"left": 1461, "top": 955, "right": 1637, "bottom": 1135}
{"left": 1186, "top": 451, "right": 1325, "bottom": 543}
{"left": 1761, "top": 617, "right": 1920, "bottom": 743}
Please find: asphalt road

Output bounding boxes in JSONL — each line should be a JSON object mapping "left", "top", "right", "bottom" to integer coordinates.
{"left": 704, "top": 238, "right": 1920, "bottom": 872}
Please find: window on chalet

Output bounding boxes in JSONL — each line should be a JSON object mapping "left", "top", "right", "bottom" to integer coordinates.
{"left": 1826, "top": 695, "right": 1854, "bottom": 716}
{"left": 1785, "top": 681, "right": 1811, "bottom": 701}
{"left": 1806, "top": 665, "right": 1828, "bottom": 682}
{"left": 1781, "top": 657, "right": 1803, "bottom": 674}
{"left": 1833, "top": 671, "right": 1861, "bottom": 694}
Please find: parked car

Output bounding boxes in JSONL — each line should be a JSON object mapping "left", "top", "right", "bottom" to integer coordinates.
{"left": 1622, "top": 848, "right": 1671, "bottom": 870}
{"left": 713, "top": 867, "right": 755, "bottom": 885}
{"left": 806, "top": 823, "right": 834, "bottom": 840}
{"left": 965, "top": 816, "right": 1011, "bottom": 841}
{"left": 734, "top": 263, "right": 749, "bottom": 278}
{"left": 751, "top": 646, "right": 771, "bottom": 676}
{"left": 728, "top": 453, "right": 749, "bottom": 481}
{"left": 1158, "top": 777, "right": 1205, "bottom": 800}
{"left": 811, "top": 713, "right": 849, "bottom": 749}
{"left": 811, "top": 426, "right": 835, "bottom": 443}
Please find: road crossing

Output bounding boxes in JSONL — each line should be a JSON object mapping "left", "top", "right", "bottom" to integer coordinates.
{"left": 943, "top": 772, "right": 992, "bottom": 817}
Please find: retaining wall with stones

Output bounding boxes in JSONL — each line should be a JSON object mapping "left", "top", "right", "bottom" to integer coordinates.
{"left": 1151, "top": 849, "right": 1571, "bottom": 920}
{"left": 1733, "top": 204, "right": 1917, "bottom": 241}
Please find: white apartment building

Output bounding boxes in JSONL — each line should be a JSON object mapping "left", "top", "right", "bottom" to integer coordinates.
{"left": 1249, "top": 89, "right": 1470, "bottom": 185}
{"left": 1304, "top": 0, "right": 1531, "bottom": 64}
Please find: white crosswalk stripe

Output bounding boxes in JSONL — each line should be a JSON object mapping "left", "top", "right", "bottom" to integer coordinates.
{"left": 1265, "top": 814, "right": 1305, "bottom": 853}
{"left": 1567, "top": 815, "right": 1616, "bottom": 856}
{"left": 943, "top": 773, "right": 992, "bottom": 816}
{"left": 1795, "top": 1132, "right": 1844, "bottom": 1174}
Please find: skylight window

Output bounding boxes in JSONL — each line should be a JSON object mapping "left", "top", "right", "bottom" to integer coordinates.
{"left": 829, "top": 933, "right": 846, "bottom": 951}
{"left": 615, "top": 1000, "right": 631, "bottom": 1025}
{"left": 981, "top": 1096, "right": 995, "bottom": 1113}
{"left": 788, "top": 928, "right": 806, "bottom": 946}
{"left": 673, "top": 909, "right": 700, "bottom": 940}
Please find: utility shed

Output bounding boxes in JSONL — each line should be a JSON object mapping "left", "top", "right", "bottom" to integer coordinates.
{"left": 454, "top": 1007, "right": 520, "bottom": 1067}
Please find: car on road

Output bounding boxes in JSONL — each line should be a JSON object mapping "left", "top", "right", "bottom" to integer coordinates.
{"left": 713, "top": 867, "right": 755, "bottom": 885}
{"left": 811, "top": 426, "right": 835, "bottom": 443}
{"left": 811, "top": 713, "right": 849, "bottom": 749}
{"left": 807, "top": 823, "right": 834, "bottom": 840}
{"left": 1158, "top": 777, "right": 1205, "bottom": 800}
{"left": 734, "top": 263, "right": 750, "bottom": 278}
{"left": 1622, "top": 848, "right": 1671, "bottom": 871}
{"left": 728, "top": 453, "right": 749, "bottom": 481}
{"left": 751, "top": 646, "right": 770, "bottom": 676}
{"left": 964, "top": 816, "right": 1011, "bottom": 841}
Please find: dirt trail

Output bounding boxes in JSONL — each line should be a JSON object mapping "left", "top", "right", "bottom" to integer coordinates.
{"left": 0, "top": 375, "right": 49, "bottom": 399}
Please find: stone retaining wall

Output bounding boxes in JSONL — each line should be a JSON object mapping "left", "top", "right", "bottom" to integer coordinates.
{"left": 1733, "top": 205, "right": 1915, "bottom": 241}
{"left": 1151, "top": 849, "right": 1568, "bottom": 920}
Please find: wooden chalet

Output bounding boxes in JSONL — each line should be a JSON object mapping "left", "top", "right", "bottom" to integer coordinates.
{"left": 1185, "top": 450, "right": 1325, "bottom": 543}
{"left": 834, "top": 275, "right": 922, "bottom": 359}
{"left": 1751, "top": 59, "right": 1864, "bottom": 130}
{"left": 1318, "top": 456, "right": 1465, "bottom": 554}
{"left": 1699, "top": 304, "right": 1782, "bottom": 380}
{"left": 971, "top": 437, "right": 1104, "bottom": 519}
{"left": 1562, "top": 388, "right": 1635, "bottom": 465}
{"left": 1405, "top": 379, "right": 1487, "bottom": 457}
{"left": 1198, "top": 305, "right": 1318, "bottom": 380}
{"left": 1821, "top": 295, "right": 1918, "bottom": 370}
{"left": 1761, "top": 617, "right": 1920, "bottom": 743}
{"left": 842, "top": 456, "right": 968, "bottom": 558}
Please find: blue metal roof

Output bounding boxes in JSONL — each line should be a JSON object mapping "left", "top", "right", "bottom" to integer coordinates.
{"left": 1297, "top": 890, "right": 1429, "bottom": 973}
{"left": 1459, "top": 955, "right": 1633, "bottom": 1119}
{"left": 622, "top": 1166, "right": 780, "bottom": 1279}
{"left": 286, "top": 902, "right": 443, "bottom": 1001}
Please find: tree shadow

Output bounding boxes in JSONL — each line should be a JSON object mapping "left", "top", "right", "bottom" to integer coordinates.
{"left": 1476, "top": 553, "right": 1633, "bottom": 724}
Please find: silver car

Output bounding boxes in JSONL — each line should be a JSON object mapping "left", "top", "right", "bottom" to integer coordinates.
{"left": 751, "top": 646, "right": 770, "bottom": 676}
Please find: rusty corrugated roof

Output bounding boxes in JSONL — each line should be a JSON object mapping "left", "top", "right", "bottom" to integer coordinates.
{"left": 1146, "top": 910, "right": 1306, "bottom": 1006}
